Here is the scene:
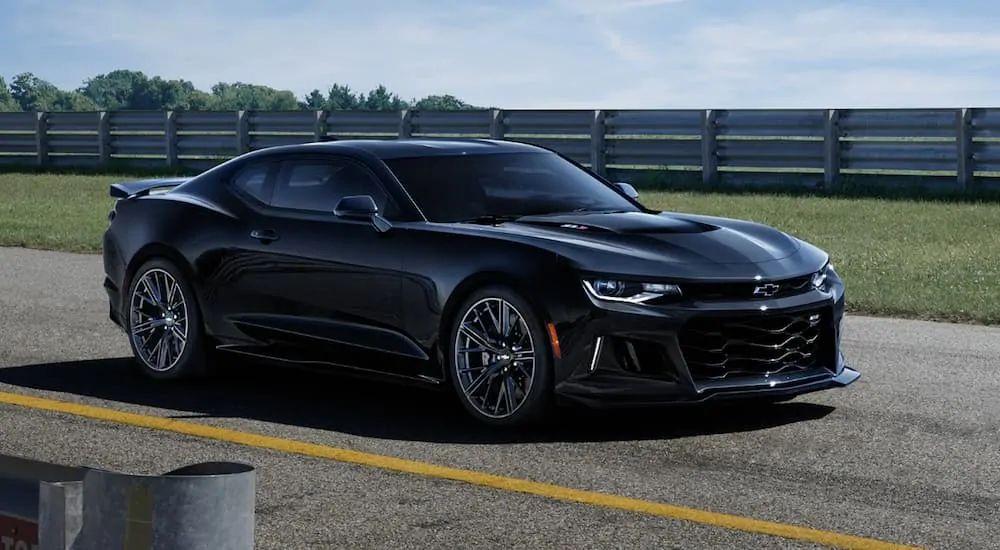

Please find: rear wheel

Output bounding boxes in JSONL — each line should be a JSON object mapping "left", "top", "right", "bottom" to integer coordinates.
{"left": 447, "top": 285, "right": 553, "bottom": 427}
{"left": 125, "top": 257, "right": 208, "bottom": 381}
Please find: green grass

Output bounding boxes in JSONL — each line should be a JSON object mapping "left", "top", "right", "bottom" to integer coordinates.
{"left": 0, "top": 173, "right": 119, "bottom": 253}
{"left": 1, "top": 173, "right": 998, "bottom": 325}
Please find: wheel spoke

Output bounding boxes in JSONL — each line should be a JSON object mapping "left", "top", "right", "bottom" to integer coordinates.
{"left": 132, "top": 318, "right": 166, "bottom": 334}
{"left": 513, "top": 362, "right": 532, "bottom": 379}
{"left": 135, "top": 290, "right": 159, "bottom": 311}
{"left": 137, "top": 329, "right": 158, "bottom": 350}
{"left": 500, "top": 301, "right": 514, "bottom": 341}
{"left": 512, "top": 350, "right": 534, "bottom": 361}
{"left": 141, "top": 277, "right": 160, "bottom": 307}
{"left": 147, "top": 337, "right": 163, "bottom": 366}
{"left": 514, "top": 318, "right": 530, "bottom": 347}
{"left": 483, "top": 300, "right": 502, "bottom": 339}
{"left": 463, "top": 362, "right": 499, "bottom": 398}
{"left": 166, "top": 277, "right": 180, "bottom": 309}
{"left": 160, "top": 334, "right": 172, "bottom": 368}
{"left": 460, "top": 324, "right": 501, "bottom": 354}
{"left": 493, "top": 377, "right": 507, "bottom": 415}
{"left": 504, "top": 376, "right": 518, "bottom": 412}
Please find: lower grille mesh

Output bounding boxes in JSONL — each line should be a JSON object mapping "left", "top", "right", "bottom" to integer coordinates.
{"left": 678, "top": 308, "right": 831, "bottom": 381}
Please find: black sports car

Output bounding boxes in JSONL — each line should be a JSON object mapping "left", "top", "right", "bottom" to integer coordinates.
{"left": 101, "top": 138, "right": 860, "bottom": 427}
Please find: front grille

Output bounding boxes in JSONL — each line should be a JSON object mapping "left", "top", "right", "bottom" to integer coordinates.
{"left": 678, "top": 308, "right": 833, "bottom": 382}
{"left": 680, "top": 275, "right": 813, "bottom": 301}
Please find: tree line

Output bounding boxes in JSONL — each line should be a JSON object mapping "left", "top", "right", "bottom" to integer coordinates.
{"left": 0, "top": 69, "right": 484, "bottom": 112}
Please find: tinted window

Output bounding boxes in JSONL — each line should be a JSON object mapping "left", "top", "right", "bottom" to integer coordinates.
{"left": 270, "top": 157, "right": 392, "bottom": 214}
{"left": 230, "top": 161, "right": 273, "bottom": 204}
{"left": 383, "top": 152, "right": 640, "bottom": 222}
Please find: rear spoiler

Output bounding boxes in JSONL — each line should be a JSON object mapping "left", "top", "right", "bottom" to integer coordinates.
{"left": 109, "top": 177, "right": 190, "bottom": 199}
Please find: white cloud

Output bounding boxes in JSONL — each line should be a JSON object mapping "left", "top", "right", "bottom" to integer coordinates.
{"left": 572, "top": 3, "right": 1000, "bottom": 108}
{"left": 8, "top": 0, "right": 1000, "bottom": 108}
{"left": 16, "top": 0, "right": 607, "bottom": 106}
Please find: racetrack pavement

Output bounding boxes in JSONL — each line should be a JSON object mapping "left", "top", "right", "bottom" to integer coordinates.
{"left": 0, "top": 246, "right": 997, "bottom": 549}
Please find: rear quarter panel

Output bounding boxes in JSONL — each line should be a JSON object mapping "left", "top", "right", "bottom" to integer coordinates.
{"left": 106, "top": 189, "right": 243, "bottom": 315}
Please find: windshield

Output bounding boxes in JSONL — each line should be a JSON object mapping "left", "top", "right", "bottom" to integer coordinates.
{"left": 382, "top": 152, "right": 642, "bottom": 223}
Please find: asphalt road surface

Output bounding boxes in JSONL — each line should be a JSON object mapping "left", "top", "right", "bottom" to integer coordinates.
{"left": 0, "top": 246, "right": 997, "bottom": 549}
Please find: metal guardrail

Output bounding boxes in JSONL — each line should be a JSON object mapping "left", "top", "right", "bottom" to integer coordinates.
{"left": 1, "top": 107, "right": 999, "bottom": 191}
{"left": 0, "top": 453, "right": 255, "bottom": 549}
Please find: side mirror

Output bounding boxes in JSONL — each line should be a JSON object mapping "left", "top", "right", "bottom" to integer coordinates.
{"left": 334, "top": 195, "right": 378, "bottom": 219}
{"left": 613, "top": 182, "right": 640, "bottom": 201}
{"left": 334, "top": 195, "right": 392, "bottom": 233}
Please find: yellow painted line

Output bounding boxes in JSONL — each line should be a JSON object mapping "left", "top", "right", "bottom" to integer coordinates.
{"left": 0, "top": 391, "right": 921, "bottom": 550}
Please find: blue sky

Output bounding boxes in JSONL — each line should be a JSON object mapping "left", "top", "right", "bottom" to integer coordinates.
{"left": 3, "top": 0, "right": 1000, "bottom": 109}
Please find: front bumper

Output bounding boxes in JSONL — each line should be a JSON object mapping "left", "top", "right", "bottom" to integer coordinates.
{"left": 551, "top": 287, "right": 860, "bottom": 408}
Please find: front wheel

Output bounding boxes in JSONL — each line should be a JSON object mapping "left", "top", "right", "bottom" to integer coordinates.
{"left": 447, "top": 285, "right": 553, "bottom": 427}
{"left": 125, "top": 257, "right": 208, "bottom": 381}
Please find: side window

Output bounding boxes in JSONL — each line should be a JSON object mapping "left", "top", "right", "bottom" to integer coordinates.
{"left": 230, "top": 161, "right": 273, "bottom": 204}
{"left": 270, "top": 158, "right": 393, "bottom": 215}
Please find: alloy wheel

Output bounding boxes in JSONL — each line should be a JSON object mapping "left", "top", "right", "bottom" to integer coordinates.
{"left": 128, "top": 267, "right": 189, "bottom": 372}
{"left": 453, "top": 297, "right": 536, "bottom": 419}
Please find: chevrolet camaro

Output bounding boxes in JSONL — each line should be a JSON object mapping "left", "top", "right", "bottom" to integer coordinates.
{"left": 101, "top": 138, "right": 860, "bottom": 427}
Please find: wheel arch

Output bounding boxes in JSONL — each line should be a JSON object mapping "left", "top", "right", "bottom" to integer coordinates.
{"left": 436, "top": 269, "right": 555, "bottom": 382}
{"left": 123, "top": 243, "right": 199, "bottom": 305}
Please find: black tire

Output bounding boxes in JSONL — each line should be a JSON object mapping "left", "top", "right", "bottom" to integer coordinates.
{"left": 124, "top": 257, "right": 209, "bottom": 381}
{"left": 446, "top": 285, "right": 554, "bottom": 427}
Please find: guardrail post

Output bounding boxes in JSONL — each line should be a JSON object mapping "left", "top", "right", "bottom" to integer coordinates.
{"left": 313, "top": 110, "right": 327, "bottom": 141}
{"left": 97, "top": 111, "right": 111, "bottom": 166}
{"left": 957, "top": 108, "right": 973, "bottom": 191}
{"left": 75, "top": 461, "right": 255, "bottom": 550}
{"left": 489, "top": 109, "right": 505, "bottom": 139}
{"left": 823, "top": 109, "right": 841, "bottom": 192}
{"left": 35, "top": 111, "right": 49, "bottom": 167}
{"left": 700, "top": 109, "right": 717, "bottom": 184}
{"left": 398, "top": 109, "right": 412, "bottom": 138}
{"left": 236, "top": 110, "right": 249, "bottom": 154}
{"left": 590, "top": 109, "right": 607, "bottom": 177}
{"left": 164, "top": 111, "right": 178, "bottom": 167}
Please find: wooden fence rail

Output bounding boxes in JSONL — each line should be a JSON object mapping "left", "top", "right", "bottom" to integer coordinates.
{"left": 2, "top": 107, "right": 999, "bottom": 191}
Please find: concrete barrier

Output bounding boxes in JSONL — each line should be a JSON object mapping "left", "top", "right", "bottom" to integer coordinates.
{"left": 76, "top": 461, "right": 256, "bottom": 549}
{"left": 0, "top": 454, "right": 255, "bottom": 550}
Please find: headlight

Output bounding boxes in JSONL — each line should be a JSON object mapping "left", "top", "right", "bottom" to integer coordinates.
{"left": 582, "top": 278, "right": 682, "bottom": 304}
{"left": 811, "top": 262, "right": 834, "bottom": 291}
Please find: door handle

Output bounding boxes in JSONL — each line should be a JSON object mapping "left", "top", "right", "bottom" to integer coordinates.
{"left": 250, "top": 229, "right": 279, "bottom": 243}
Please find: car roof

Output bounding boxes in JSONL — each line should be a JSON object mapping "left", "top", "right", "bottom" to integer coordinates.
{"left": 251, "top": 138, "right": 548, "bottom": 160}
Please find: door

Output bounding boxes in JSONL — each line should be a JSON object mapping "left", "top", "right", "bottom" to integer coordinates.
{"left": 221, "top": 153, "right": 424, "bottom": 378}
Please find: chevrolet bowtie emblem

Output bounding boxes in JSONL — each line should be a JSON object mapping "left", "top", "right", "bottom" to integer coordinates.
{"left": 752, "top": 283, "right": 781, "bottom": 297}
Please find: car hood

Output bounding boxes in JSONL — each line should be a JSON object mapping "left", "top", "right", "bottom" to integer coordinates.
{"left": 459, "top": 210, "right": 827, "bottom": 280}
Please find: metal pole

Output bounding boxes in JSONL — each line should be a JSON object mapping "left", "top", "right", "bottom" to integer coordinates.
{"left": 75, "top": 462, "right": 256, "bottom": 550}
